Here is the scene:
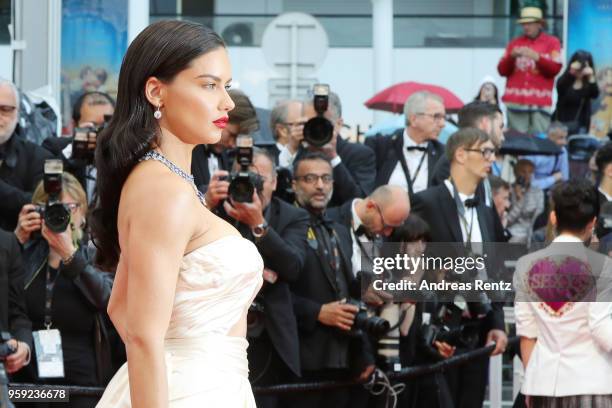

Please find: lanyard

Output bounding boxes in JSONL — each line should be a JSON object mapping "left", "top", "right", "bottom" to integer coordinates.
{"left": 44, "top": 265, "right": 60, "bottom": 330}
{"left": 400, "top": 148, "right": 428, "bottom": 191}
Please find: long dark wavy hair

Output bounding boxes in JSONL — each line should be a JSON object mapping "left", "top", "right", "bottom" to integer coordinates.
{"left": 90, "top": 20, "right": 225, "bottom": 270}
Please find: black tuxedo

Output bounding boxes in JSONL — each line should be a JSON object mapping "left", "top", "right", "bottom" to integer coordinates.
{"left": 296, "top": 138, "right": 376, "bottom": 207}
{"left": 191, "top": 144, "right": 231, "bottom": 193}
{"left": 0, "top": 229, "right": 33, "bottom": 354}
{"left": 411, "top": 184, "right": 506, "bottom": 408}
{"left": 365, "top": 129, "right": 444, "bottom": 195}
{"left": 327, "top": 199, "right": 354, "bottom": 233}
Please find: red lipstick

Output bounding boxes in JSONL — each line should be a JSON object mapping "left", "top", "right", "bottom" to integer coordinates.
{"left": 213, "top": 116, "right": 229, "bottom": 129}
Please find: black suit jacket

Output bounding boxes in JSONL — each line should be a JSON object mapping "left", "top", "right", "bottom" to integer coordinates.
{"left": 327, "top": 199, "right": 354, "bottom": 233}
{"left": 411, "top": 184, "right": 506, "bottom": 332}
{"left": 296, "top": 138, "right": 376, "bottom": 207}
{"left": 0, "top": 229, "right": 33, "bottom": 350}
{"left": 231, "top": 197, "right": 308, "bottom": 376}
{"left": 191, "top": 145, "right": 231, "bottom": 193}
{"left": 0, "top": 135, "right": 53, "bottom": 231}
{"left": 291, "top": 216, "right": 355, "bottom": 370}
{"left": 365, "top": 129, "right": 444, "bottom": 196}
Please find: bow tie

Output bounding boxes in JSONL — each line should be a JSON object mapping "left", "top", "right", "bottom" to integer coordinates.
{"left": 464, "top": 197, "right": 479, "bottom": 208}
{"left": 406, "top": 145, "right": 428, "bottom": 152}
{"left": 354, "top": 224, "right": 375, "bottom": 240}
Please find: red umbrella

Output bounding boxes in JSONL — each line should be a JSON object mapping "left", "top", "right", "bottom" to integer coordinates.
{"left": 365, "top": 81, "right": 464, "bottom": 113}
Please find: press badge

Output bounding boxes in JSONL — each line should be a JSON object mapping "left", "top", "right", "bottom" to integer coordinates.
{"left": 33, "top": 329, "right": 65, "bottom": 378}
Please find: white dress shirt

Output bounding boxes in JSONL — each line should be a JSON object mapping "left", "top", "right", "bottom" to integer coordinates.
{"left": 514, "top": 234, "right": 612, "bottom": 396}
{"left": 208, "top": 154, "right": 220, "bottom": 176}
{"left": 278, "top": 145, "right": 298, "bottom": 169}
{"left": 350, "top": 199, "right": 372, "bottom": 277}
{"left": 388, "top": 129, "right": 429, "bottom": 194}
{"left": 444, "top": 180, "right": 483, "bottom": 245}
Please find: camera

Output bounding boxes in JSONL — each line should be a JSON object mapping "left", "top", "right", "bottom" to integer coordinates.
{"left": 246, "top": 298, "right": 265, "bottom": 339}
{"left": 345, "top": 299, "right": 390, "bottom": 337}
{"left": 31, "top": 160, "right": 71, "bottom": 233}
{"left": 421, "top": 302, "right": 481, "bottom": 350}
{"left": 0, "top": 332, "right": 16, "bottom": 361}
{"left": 71, "top": 114, "right": 111, "bottom": 164}
{"left": 227, "top": 135, "right": 264, "bottom": 203}
{"left": 302, "top": 84, "right": 334, "bottom": 147}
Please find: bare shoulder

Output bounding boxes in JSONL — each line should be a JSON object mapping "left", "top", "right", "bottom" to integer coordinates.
{"left": 118, "top": 161, "right": 202, "bottom": 248}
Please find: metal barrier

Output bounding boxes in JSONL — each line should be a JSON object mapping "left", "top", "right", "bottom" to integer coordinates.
{"left": 9, "top": 337, "right": 518, "bottom": 399}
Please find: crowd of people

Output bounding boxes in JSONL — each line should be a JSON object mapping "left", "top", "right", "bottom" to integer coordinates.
{"left": 1, "top": 5, "right": 611, "bottom": 408}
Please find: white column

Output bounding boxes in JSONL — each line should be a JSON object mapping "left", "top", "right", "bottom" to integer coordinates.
{"left": 371, "top": 0, "right": 394, "bottom": 124}
{"left": 128, "top": 0, "right": 150, "bottom": 44}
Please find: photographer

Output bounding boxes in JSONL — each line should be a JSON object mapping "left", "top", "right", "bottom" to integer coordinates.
{"left": 0, "top": 229, "right": 33, "bottom": 376}
{"left": 411, "top": 128, "right": 507, "bottom": 408}
{"left": 222, "top": 147, "right": 308, "bottom": 408}
{"left": 13, "top": 171, "right": 114, "bottom": 408}
{"left": 288, "top": 152, "right": 375, "bottom": 408}
{"left": 390, "top": 219, "right": 456, "bottom": 408}
{"left": 0, "top": 78, "right": 54, "bottom": 231}
{"left": 42, "top": 91, "right": 115, "bottom": 199}
{"left": 299, "top": 88, "right": 376, "bottom": 207}
{"left": 507, "top": 159, "right": 544, "bottom": 244}
{"left": 193, "top": 89, "right": 258, "bottom": 199}
{"left": 554, "top": 50, "right": 600, "bottom": 135}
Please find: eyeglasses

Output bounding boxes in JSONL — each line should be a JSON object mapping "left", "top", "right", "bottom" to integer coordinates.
{"left": 283, "top": 121, "right": 306, "bottom": 129}
{"left": 465, "top": 148, "right": 496, "bottom": 160}
{"left": 372, "top": 202, "right": 403, "bottom": 230}
{"left": 295, "top": 173, "right": 334, "bottom": 185}
{"left": 417, "top": 112, "right": 446, "bottom": 122}
{"left": 0, "top": 105, "right": 17, "bottom": 115}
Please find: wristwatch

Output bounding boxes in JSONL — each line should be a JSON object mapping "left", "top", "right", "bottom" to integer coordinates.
{"left": 251, "top": 221, "right": 269, "bottom": 238}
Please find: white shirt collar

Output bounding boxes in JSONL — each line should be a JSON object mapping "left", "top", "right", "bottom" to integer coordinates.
{"left": 403, "top": 128, "right": 428, "bottom": 149}
{"left": 351, "top": 198, "right": 364, "bottom": 230}
{"left": 276, "top": 142, "right": 285, "bottom": 151}
{"left": 552, "top": 234, "right": 584, "bottom": 243}
{"left": 443, "top": 180, "right": 475, "bottom": 203}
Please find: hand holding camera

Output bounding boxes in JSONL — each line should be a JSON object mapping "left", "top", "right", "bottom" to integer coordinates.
{"left": 15, "top": 204, "right": 42, "bottom": 245}
{"left": 1, "top": 338, "right": 30, "bottom": 374}
{"left": 318, "top": 300, "right": 358, "bottom": 331}
{"left": 41, "top": 220, "right": 76, "bottom": 262}
{"left": 205, "top": 170, "right": 230, "bottom": 208}
{"left": 223, "top": 191, "right": 265, "bottom": 228}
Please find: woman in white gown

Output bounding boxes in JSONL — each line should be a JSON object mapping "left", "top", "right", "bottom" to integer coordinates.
{"left": 90, "top": 20, "right": 263, "bottom": 407}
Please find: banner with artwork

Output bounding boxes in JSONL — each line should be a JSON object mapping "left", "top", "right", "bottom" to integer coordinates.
{"left": 61, "top": 0, "right": 127, "bottom": 132}
{"left": 566, "top": 0, "right": 612, "bottom": 139}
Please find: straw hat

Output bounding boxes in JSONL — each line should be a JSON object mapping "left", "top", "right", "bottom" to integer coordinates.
{"left": 516, "top": 7, "right": 544, "bottom": 24}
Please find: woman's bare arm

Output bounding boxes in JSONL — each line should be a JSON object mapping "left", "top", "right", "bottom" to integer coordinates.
{"left": 121, "top": 173, "right": 197, "bottom": 408}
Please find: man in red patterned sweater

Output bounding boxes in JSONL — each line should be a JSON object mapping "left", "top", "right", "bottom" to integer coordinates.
{"left": 498, "top": 7, "right": 562, "bottom": 135}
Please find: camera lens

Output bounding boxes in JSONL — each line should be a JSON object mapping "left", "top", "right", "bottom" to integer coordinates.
{"left": 303, "top": 116, "right": 334, "bottom": 147}
{"left": 229, "top": 175, "right": 255, "bottom": 203}
{"left": 44, "top": 203, "right": 71, "bottom": 233}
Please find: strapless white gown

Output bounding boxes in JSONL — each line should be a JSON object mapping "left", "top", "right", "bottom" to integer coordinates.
{"left": 96, "top": 235, "right": 263, "bottom": 407}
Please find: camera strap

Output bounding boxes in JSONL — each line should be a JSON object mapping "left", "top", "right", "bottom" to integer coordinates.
{"left": 399, "top": 148, "right": 428, "bottom": 193}
{"left": 44, "top": 264, "right": 60, "bottom": 330}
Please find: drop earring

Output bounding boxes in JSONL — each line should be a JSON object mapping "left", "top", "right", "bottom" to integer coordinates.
{"left": 154, "top": 104, "right": 162, "bottom": 119}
